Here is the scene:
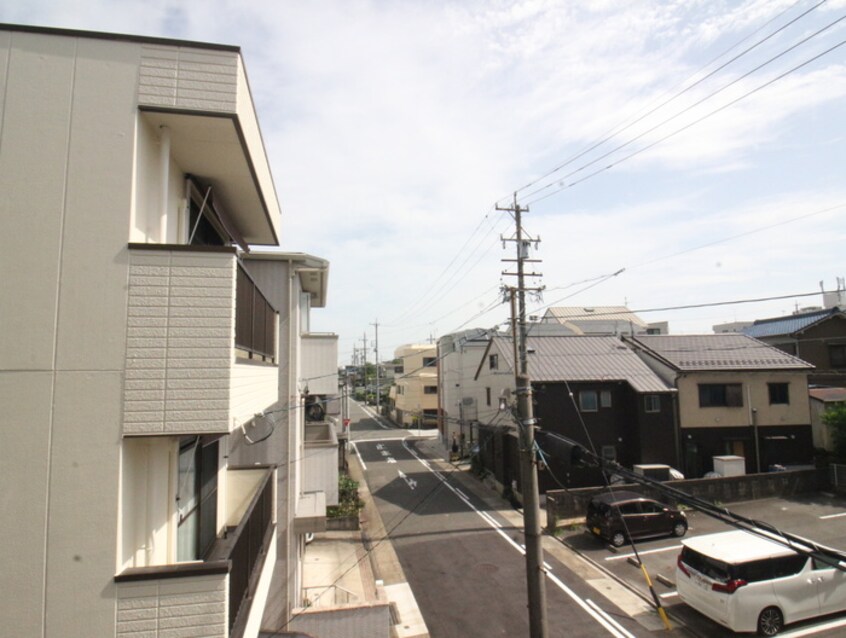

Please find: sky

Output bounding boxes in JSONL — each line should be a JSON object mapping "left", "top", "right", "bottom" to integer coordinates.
{"left": 4, "top": 0, "right": 846, "bottom": 364}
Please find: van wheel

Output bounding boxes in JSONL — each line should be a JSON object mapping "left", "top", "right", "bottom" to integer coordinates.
{"left": 672, "top": 521, "right": 688, "bottom": 537}
{"left": 757, "top": 607, "right": 783, "bottom": 636}
{"left": 610, "top": 531, "right": 626, "bottom": 547}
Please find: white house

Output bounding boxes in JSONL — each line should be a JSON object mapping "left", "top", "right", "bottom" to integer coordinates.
{"left": 0, "top": 25, "right": 337, "bottom": 638}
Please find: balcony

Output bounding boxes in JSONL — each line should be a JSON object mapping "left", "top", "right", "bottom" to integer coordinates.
{"left": 115, "top": 467, "right": 275, "bottom": 638}
{"left": 124, "top": 245, "right": 279, "bottom": 436}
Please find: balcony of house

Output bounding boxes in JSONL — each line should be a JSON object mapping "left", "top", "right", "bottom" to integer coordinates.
{"left": 125, "top": 245, "right": 279, "bottom": 436}
{"left": 302, "top": 422, "right": 340, "bottom": 507}
{"left": 301, "top": 333, "right": 340, "bottom": 396}
{"left": 116, "top": 466, "right": 275, "bottom": 638}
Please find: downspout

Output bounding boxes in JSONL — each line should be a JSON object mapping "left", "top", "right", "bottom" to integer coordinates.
{"left": 159, "top": 126, "right": 171, "bottom": 243}
{"left": 748, "top": 384, "right": 761, "bottom": 473}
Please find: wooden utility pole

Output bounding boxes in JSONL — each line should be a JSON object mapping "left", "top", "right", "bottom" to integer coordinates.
{"left": 498, "top": 193, "right": 547, "bottom": 638}
{"left": 371, "top": 320, "right": 380, "bottom": 412}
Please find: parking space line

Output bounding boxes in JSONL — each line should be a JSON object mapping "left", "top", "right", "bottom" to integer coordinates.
{"left": 605, "top": 545, "right": 681, "bottom": 561}
{"left": 819, "top": 512, "right": 846, "bottom": 519}
{"left": 780, "top": 615, "right": 846, "bottom": 637}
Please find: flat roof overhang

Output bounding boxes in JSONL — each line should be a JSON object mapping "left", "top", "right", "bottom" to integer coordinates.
{"left": 141, "top": 108, "right": 280, "bottom": 246}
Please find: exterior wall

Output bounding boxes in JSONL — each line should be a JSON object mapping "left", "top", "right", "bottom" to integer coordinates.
{"left": 810, "top": 398, "right": 835, "bottom": 451}
{"left": 303, "top": 443, "right": 341, "bottom": 506}
{"left": 115, "top": 574, "right": 228, "bottom": 638}
{"left": 125, "top": 248, "right": 236, "bottom": 435}
{"left": 393, "top": 344, "right": 438, "bottom": 426}
{"left": 676, "top": 371, "right": 811, "bottom": 430}
{"left": 301, "top": 334, "right": 340, "bottom": 395}
{"left": 231, "top": 361, "right": 278, "bottom": 427}
{"left": 438, "top": 333, "right": 491, "bottom": 457}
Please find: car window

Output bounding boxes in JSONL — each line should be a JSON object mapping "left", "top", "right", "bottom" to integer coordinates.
{"left": 618, "top": 502, "right": 642, "bottom": 515}
{"left": 681, "top": 547, "right": 731, "bottom": 582}
{"left": 640, "top": 501, "right": 665, "bottom": 514}
{"left": 770, "top": 554, "right": 807, "bottom": 578}
{"left": 813, "top": 556, "right": 838, "bottom": 570}
{"left": 734, "top": 559, "right": 773, "bottom": 583}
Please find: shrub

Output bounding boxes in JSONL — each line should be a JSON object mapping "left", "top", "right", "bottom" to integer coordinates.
{"left": 327, "top": 473, "right": 364, "bottom": 518}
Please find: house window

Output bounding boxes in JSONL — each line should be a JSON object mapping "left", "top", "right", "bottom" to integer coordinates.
{"left": 424, "top": 385, "right": 437, "bottom": 395}
{"left": 698, "top": 383, "right": 743, "bottom": 408}
{"left": 768, "top": 383, "right": 789, "bottom": 405}
{"left": 645, "top": 395, "right": 661, "bottom": 413}
{"left": 601, "top": 445, "right": 617, "bottom": 461}
{"left": 177, "top": 438, "right": 219, "bottom": 562}
{"left": 600, "top": 390, "right": 612, "bottom": 408}
{"left": 394, "top": 365, "right": 404, "bottom": 374}
{"left": 579, "top": 390, "right": 598, "bottom": 412}
{"left": 830, "top": 345, "right": 846, "bottom": 368}
{"left": 489, "top": 354, "right": 499, "bottom": 370}
{"left": 423, "top": 357, "right": 437, "bottom": 368}
{"left": 486, "top": 387, "right": 491, "bottom": 406}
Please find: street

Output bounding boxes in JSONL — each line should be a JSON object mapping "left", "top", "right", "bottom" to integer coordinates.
{"left": 349, "top": 400, "right": 660, "bottom": 638}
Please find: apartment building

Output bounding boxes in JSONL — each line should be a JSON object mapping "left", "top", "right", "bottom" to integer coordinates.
{"left": 389, "top": 343, "right": 438, "bottom": 427}
{"left": 0, "top": 25, "right": 337, "bottom": 637}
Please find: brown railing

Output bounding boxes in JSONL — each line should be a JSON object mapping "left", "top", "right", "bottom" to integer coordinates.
{"left": 228, "top": 469, "right": 275, "bottom": 635}
{"left": 236, "top": 263, "right": 277, "bottom": 361}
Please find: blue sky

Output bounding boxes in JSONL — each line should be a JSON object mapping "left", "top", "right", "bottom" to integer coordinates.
{"left": 4, "top": 1, "right": 846, "bottom": 362}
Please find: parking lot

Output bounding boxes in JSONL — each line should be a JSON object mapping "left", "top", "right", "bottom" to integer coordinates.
{"left": 560, "top": 492, "right": 846, "bottom": 637}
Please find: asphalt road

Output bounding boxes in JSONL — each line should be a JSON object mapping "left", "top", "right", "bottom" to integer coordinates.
{"left": 349, "top": 401, "right": 661, "bottom": 638}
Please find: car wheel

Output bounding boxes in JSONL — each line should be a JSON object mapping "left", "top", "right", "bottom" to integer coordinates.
{"left": 672, "top": 521, "right": 688, "bottom": 537}
{"left": 757, "top": 606, "right": 783, "bottom": 636}
{"left": 610, "top": 531, "right": 626, "bottom": 547}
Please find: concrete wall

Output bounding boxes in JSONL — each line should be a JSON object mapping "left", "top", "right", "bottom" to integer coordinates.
{"left": 288, "top": 603, "right": 391, "bottom": 638}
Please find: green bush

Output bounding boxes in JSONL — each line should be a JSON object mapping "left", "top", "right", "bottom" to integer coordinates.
{"left": 327, "top": 473, "right": 364, "bottom": 518}
{"left": 824, "top": 404, "right": 846, "bottom": 462}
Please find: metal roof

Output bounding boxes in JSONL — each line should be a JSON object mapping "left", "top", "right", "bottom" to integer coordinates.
{"left": 631, "top": 335, "right": 813, "bottom": 371}
{"left": 492, "top": 335, "right": 673, "bottom": 393}
{"left": 742, "top": 307, "right": 844, "bottom": 338}
{"left": 809, "top": 387, "right": 846, "bottom": 403}
{"left": 545, "top": 306, "right": 649, "bottom": 326}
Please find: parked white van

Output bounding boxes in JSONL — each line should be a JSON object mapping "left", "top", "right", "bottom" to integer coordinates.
{"left": 676, "top": 530, "right": 846, "bottom": 636}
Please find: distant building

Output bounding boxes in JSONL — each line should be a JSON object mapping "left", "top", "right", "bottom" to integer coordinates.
{"left": 542, "top": 306, "right": 666, "bottom": 335}
{"left": 390, "top": 344, "right": 439, "bottom": 427}
{"left": 809, "top": 387, "right": 846, "bottom": 451}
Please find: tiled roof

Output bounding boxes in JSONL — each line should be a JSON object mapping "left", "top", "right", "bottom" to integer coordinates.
{"left": 493, "top": 335, "right": 673, "bottom": 393}
{"left": 809, "top": 387, "right": 846, "bottom": 403}
{"left": 632, "top": 335, "right": 813, "bottom": 371}
{"left": 742, "top": 308, "right": 842, "bottom": 338}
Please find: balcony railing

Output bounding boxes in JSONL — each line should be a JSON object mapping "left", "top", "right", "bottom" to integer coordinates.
{"left": 236, "top": 262, "right": 277, "bottom": 361}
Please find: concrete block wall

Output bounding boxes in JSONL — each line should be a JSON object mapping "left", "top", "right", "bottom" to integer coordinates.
{"left": 125, "top": 248, "right": 235, "bottom": 435}
{"left": 116, "top": 574, "right": 228, "bottom": 637}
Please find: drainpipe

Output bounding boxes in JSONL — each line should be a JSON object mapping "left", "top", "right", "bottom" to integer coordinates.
{"left": 748, "top": 384, "right": 761, "bottom": 473}
{"left": 159, "top": 126, "right": 171, "bottom": 243}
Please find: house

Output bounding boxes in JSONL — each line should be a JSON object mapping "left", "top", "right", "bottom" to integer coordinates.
{"left": 389, "top": 344, "right": 438, "bottom": 427}
{"left": 742, "top": 307, "right": 846, "bottom": 388}
{"left": 0, "top": 25, "right": 339, "bottom": 638}
{"left": 541, "top": 306, "right": 666, "bottom": 336}
{"left": 437, "top": 328, "right": 494, "bottom": 458}
{"left": 628, "top": 335, "right": 814, "bottom": 477}
{"left": 459, "top": 334, "right": 676, "bottom": 491}
{"left": 809, "top": 386, "right": 846, "bottom": 451}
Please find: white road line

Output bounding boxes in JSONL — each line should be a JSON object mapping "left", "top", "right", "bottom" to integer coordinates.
{"left": 401, "top": 437, "right": 636, "bottom": 638}
{"left": 356, "top": 403, "right": 391, "bottom": 429}
{"left": 586, "top": 598, "right": 637, "bottom": 638}
{"left": 351, "top": 442, "right": 367, "bottom": 471}
{"left": 659, "top": 592, "right": 679, "bottom": 599}
{"left": 819, "top": 512, "right": 846, "bottom": 520}
{"left": 605, "top": 545, "right": 681, "bottom": 561}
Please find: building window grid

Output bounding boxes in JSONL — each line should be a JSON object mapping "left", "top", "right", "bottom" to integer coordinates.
{"left": 645, "top": 395, "right": 661, "bottom": 413}
{"left": 579, "top": 390, "right": 598, "bottom": 412}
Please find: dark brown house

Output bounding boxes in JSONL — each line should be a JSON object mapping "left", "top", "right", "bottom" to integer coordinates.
{"left": 743, "top": 307, "right": 846, "bottom": 388}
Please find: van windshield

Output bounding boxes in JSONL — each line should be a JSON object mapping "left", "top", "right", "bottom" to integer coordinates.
{"left": 681, "top": 546, "right": 808, "bottom": 583}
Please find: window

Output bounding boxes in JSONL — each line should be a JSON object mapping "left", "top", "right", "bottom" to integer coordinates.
{"left": 698, "top": 383, "right": 743, "bottom": 408}
{"left": 486, "top": 387, "right": 491, "bottom": 407}
{"left": 489, "top": 354, "right": 499, "bottom": 370}
{"left": 579, "top": 390, "right": 598, "bottom": 412}
{"left": 394, "top": 365, "right": 404, "bottom": 374}
{"left": 600, "top": 390, "right": 612, "bottom": 408}
{"left": 424, "top": 385, "right": 437, "bottom": 395}
{"left": 177, "top": 438, "right": 219, "bottom": 562}
{"left": 768, "top": 382, "right": 789, "bottom": 405}
{"left": 830, "top": 344, "right": 846, "bottom": 368}
{"left": 645, "top": 395, "right": 661, "bottom": 413}
{"left": 423, "top": 357, "right": 437, "bottom": 368}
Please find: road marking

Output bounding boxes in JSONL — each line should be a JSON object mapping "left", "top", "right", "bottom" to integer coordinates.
{"left": 357, "top": 402, "right": 391, "bottom": 429}
{"left": 585, "top": 598, "right": 637, "bottom": 638}
{"left": 780, "top": 615, "right": 846, "bottom": 637}
{"left": 605, "top": 545, "right": 681, "bottom": 561}
{"left": 351, "top": 442, "right": 367, "bottom": 471}
{"left": 819, "top": 512, "right": 846, "bottom": 519}
{"left": 398, "top": 469, "right": 418, "bottom": 490}
{"left": 401, "top": 437, "right": 636, "bottom": 638}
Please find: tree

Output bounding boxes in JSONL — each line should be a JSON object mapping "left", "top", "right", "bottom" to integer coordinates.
{"left": 823, "top": 404, "right": 846, "bottom": 461}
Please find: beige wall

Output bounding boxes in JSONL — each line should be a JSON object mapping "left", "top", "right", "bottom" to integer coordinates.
{"left": 677, "top": 371, "right": 811, "bottom": 429}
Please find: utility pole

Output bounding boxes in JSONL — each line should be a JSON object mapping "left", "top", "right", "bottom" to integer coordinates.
{"left": 362, "top": 332, "right": 368, "bottom": 403}
{"left": 498, "top": 192, "right": 547, "bottom": 638}
{"left": 371, "top": 320, "right": 380, "bottom": 413}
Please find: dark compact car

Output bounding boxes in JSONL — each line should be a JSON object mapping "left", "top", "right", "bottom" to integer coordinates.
{"left": 585, "top": 490, "right": 688, "bottom": 547}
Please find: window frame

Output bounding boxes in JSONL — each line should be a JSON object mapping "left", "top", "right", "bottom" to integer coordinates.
{"left": 600, "top": 390, "right": 612, "bottom": 408}
{"left": 698, "top": 383, "right": 743, "bottom": 408}
{"left": 579, "top": 390, "right": 599, "bottom": 412}
{"left": 768, "top": 382, "right": 790, "bottom": 405}
{"left": 489, "top": 354, "right": 499, "bottom": 370}
{"left": 644, "top": 395, "right": 661, "bottom": 413}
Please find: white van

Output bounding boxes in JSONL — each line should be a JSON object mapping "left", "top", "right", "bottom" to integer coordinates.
{"left": 676, "top": 530, "right": 846, "bottom": 636}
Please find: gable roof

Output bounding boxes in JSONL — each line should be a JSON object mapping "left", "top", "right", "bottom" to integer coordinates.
{"left": 488, "top": 335, "right": 673, "bottom": 393}
{"left": 630, "top": 334, "right": 813, "bottom": 371}
{"left": 742, "top": 307, "right": 845, "bottom": 339}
